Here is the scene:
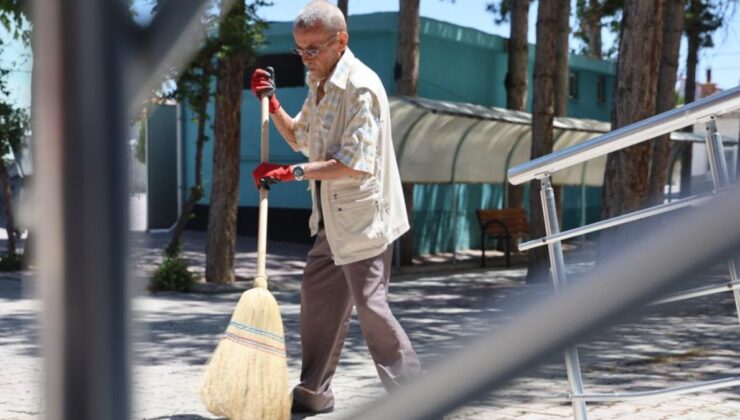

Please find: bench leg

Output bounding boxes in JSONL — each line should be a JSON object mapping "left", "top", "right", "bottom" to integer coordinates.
{"left": 505, "top": 235, "right": 511, "bottom": 268}
{"left": 481, "top": 232, "right": 486, "bottom": 268}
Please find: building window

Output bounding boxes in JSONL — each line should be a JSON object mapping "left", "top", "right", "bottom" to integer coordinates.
{"left": 244, "top": 53, "right": 305, "bottom": 89}
{"left": 596, "top": 75, "right": 606, "bottom": 104}
{"left": 569, "top": 72, "right": 579, "bottom": 100}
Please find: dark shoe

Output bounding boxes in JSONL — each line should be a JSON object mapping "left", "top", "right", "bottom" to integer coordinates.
{"left": 291, "top": 400, "right": 334, "bottom": 414}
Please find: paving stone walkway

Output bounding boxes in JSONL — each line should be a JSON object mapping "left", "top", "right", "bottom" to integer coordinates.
{"left": 2, "top": 231, "right": 740, "bottom": 419}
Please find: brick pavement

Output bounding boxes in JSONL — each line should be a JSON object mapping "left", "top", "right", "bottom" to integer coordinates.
{"left": 2, "top": 231, "right": 740, "bottom": 419}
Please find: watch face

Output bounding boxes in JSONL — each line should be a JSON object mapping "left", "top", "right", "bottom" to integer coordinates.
{"left": 293, "top": 165, "right": 305, "bottom": 179}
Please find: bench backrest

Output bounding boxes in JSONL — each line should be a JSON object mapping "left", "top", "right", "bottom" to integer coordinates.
{"left": 476, "top": 208, "right": 529, "bottom": 237}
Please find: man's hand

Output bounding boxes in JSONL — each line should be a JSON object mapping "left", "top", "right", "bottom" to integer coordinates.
{"left": 252, "top": 162, "right": 294, "bottom": 190}
{"left": 250, "top": 68, "right": 281, "bottom": 114}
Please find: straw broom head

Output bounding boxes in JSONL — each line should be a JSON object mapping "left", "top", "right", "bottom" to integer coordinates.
{"left": 200, "top": 277, "right": 291, "bottom": 420}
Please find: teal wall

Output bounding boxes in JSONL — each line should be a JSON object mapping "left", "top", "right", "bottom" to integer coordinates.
{"left": 181, "top": 12, "right": 616, "bottom": 255}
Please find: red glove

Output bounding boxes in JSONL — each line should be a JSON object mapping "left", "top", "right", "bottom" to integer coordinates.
{"left": 252, "top": 162, "right": 294, "bottom": 189}
{"left": 250, "top": 68, "right": 281, "bottom": 114}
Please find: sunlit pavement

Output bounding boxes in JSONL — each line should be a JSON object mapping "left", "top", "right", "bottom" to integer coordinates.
{"left": 2, "top": 231, "right": 740, "bottom": 419}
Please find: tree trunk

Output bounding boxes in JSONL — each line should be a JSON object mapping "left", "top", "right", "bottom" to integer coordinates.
{"left": 554, "top": 1, "right": 570, "bottom": 117}
{"left": 0, "top": 164, "right": 17, "bottom": 258}
{"left": 396, "top": 0, "right": 420, "bottom": 97}
{"left": 646, "top": 0, "right": 686, "bottom": 206}
{"left": 526, "top": 0, "right": 563, "bottom": 283}
{"left": 601, "top": 0, "right": 663, "bottom": 240}
{"left": 552, "top": 0, "right": 571, "bottom": 224}
{"left": 205, "top": 4, "right": 246, "bottom": 284}
{"left": 166, "top": 68, "right": 211, "bottom": 257}
{"left": 681, "top": 28, "right": 700, "bottom": 198}
{"left": 505, "top": 0, "right": 530, "bottom": 112}
{"left": 579, "top": 0, "right": 603, "bottom": 59}
{"left": 505, "top": 0, "right": 530, "bottom": 209}
{"left": 396, "top": 0, "right": 420, "bottom": 266}
{"left": 338, "top": 0, "right": 348, "bottom": 18}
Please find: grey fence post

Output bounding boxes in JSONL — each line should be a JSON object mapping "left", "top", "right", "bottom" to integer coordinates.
{"left": 540, "top": 176, "right": 588, "bottom": 420}
{"left": 34, "top": 1, "right": 130, "bottom": 419}
{"left": 34, "top": 1, "right": 211, "bottom": 419}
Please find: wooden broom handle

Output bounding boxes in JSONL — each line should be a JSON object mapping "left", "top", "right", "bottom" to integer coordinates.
{"left": 255, "top": 94, "right": 269, "bottom": 287}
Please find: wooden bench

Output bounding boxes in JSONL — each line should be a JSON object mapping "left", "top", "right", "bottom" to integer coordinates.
{"left": 476, "top": 208, "right": 529, "bottom": 268}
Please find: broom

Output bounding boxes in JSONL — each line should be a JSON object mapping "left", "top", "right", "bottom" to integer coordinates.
{"left": 200, "top": 70, "right": 291, "bottom": 420}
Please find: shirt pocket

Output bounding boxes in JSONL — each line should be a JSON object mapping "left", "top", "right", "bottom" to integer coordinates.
{"left": 330, "top": 186, "right": 384, "bottom": 239}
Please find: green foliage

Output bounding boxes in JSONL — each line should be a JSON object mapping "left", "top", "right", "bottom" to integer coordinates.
{"left": 573, "top": 0, "right": 624, "bottom": 58}
{"left": 0, "top": 252, "right": 22, "bottom": 271}
{"left": 0, "top": 101, "right": 28, "bottom": 156}
{"left": 157, "top": 0, "right": 270, "bottom": 111}
{"left": 150, "top": 255, "right": 196, "bottom": 292}
{"left": 0, "top": 67, "right": 29, "bottom": 167}
{"left": 675, "top": 91, "right": 685, "bottom": 105}
{"left": 0, "top": 0, "right": 30, "bottom": 45}
{"left": 486, "top": 0, "right": 514, "bottom": 24}
{"left": 486, "top": 0, "right": 537, "bottom": 24}
{"left": 685, "top": 0, "right": 725, "bottom": 47}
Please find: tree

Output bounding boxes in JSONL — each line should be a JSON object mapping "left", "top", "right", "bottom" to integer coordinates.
{"left": 574, "top": 0, "right": 623, "bottom": 58}
{"left": 554, "top": 1, "right": 570, "bottom": 118}
{"left": 601, "top": 0, "right": 664, "bottom": 236}
{"left": 487, "top": 1, "right": 531, "bottom": 112}
{"left": 0, "top": 1, "right": 30, "bottom": 45}
{"left": 162, "top": 44, "right": 216, "bottom": 258}
{"left": 395, "top": 0, "right": 420, "bottom": 266}
{"left": 576, "top": 0, "right": 602, "bottom": 58}
{"left": 206, "top": 1, "right": 267, "bottom": 284}
{"left": 0, "top": 98, "right": 28, "bottom": 268}
{"left": 680, "top": 0, "right": 724, "bottom": 197}
{"left": 646, "top": 0, "right": 686, "bottom": 206}
{"left": 526, "top": 0, "right": 568, "bottom": 282}
{"left": 0, "top": 1, "right": 31, "bottom": 267}
{"left": 486, "top": 0, "right": 531, "bottom": 209}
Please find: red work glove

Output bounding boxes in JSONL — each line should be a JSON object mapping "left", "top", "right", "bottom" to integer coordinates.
{"left": 252, "top": 162, "right": 294, "bottom": 190}
{"left": 250, "top": 68, "right": 281, "bottom": 114}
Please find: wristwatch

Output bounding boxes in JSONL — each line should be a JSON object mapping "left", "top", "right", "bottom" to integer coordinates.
{"left": 292, "top": 164, "right": 305, "bottom": 181}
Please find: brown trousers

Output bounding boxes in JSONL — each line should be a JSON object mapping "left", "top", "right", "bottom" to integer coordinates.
{"left": 292, "top": 229, "right": 421, "bottom": 411}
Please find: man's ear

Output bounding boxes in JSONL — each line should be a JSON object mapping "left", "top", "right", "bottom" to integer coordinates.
{"left": 338, "top": 31, "right": 349, "bottom": 48}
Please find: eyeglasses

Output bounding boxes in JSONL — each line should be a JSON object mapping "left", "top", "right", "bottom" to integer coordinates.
{"left": 291, "top": 33, "right": 338, "bottom": 58}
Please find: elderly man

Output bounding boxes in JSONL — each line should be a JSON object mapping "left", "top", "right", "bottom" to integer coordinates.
{"left": 250, "top": 0, "right": 420, "bottom": 414}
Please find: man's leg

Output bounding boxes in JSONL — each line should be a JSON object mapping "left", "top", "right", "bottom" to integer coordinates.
{"left": 293, "top": 229, "right": 353, "bottom": 411}
{"left": 342, "top": 244, "right": 421, "bottom": 391}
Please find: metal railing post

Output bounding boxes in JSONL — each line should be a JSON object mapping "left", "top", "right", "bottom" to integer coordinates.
{"left": 540, "top": 176, "right": 589, "bottom": 420}
{"left": 704, "top": 118, "right": 740, "bottom": 323}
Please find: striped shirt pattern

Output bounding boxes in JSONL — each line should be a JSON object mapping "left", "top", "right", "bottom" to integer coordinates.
{"left": 294, "top": 49, "right": 379, "bottom": 174}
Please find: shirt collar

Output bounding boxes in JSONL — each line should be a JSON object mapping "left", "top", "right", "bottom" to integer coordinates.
{"left": 306, "top": 48, "right": 355, "bottom": 92}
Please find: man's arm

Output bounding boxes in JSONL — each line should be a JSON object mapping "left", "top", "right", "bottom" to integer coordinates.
{"left": 299, "top": 159, "right": 366, "bottom": 180}
{"left": 251, "top": 68, "right": 303, "bottom": 152}
{"left": 270, "top": 107, "right": 300, "bottom": 152}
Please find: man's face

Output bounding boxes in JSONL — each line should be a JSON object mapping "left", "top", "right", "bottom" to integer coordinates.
{"left": 293, "top": 25, "right": 348, "bottom": 80}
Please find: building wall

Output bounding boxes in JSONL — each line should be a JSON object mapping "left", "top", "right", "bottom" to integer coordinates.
{"left": 180, "top": 12, "right": 617, "bottom": 254}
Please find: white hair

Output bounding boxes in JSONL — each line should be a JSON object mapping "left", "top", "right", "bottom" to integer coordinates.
{"left": 294, "top": 1, "right": 347, "bottom": 34}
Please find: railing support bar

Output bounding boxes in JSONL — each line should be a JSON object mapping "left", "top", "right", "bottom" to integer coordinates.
{"left": 519, "top": 191, "right": 718, "bottom": 251}
{"left": 652, "top": 280, "right": 740, "bottom": 305}
{"left": 567, "top": 377, "right": 740, "bottom": 402}
{"left": 705, "top": 118, "right": 740, "bottom": 325}
{"left": 540, "top": 176, "right": 589, "bottom": 420}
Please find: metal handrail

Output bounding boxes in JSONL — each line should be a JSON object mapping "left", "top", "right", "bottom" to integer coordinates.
{"left": 518, "top": 190, "right": 720, "bottom": 251}
{"left": 352, "top": 186, "right": 740, "bottom": 420}
{"left": 508, "top": 86, "right": 740, "bottom": 185}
